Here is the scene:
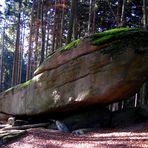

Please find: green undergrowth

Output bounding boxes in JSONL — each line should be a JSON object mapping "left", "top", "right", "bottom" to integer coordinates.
{"left": 60, "top": 39, "right": 81, "bottom": 52}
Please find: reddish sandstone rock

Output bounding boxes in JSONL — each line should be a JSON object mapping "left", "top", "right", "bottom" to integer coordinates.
{"left": 0, "top": 28, "right": 148, "bottom": 117}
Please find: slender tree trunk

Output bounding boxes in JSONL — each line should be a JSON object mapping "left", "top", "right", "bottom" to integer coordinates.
{"left": 45, "top": 16, "right": 50, "bottom": 57}
{"left": 120, "top": 0, "right": 126, "bottom": 26}
{"left": 59, "top": 0, "right": 65, "bottom": 47}
{"left": 0, "top": 22, "right": 5, "bottom": 92}
{"left": 40, "top": 0, "right": 46, "bottom": 65}
{"left": 66, "top": 0, "right": 78, "bottom": 43}
{"left": 92, "top": 0, "right": 96, "bottom": 33}
{"left": 12, "top": 1, "right": 22, "bottom": 86}
{"left": 26, "top": 0, "right": 35, "bottom": 80}
{"left": 0, "top": 43, "right": 3, "bottom": 92}
{"left": 34, "top": 0, "right": 40, "bottom": 68}
{"left": 88, "top": 0, "right": 92, "bottom": 34}
{"left": 45, "top": 9, "right": 52, "bottom": 57}
{"left": 51, "top": 0, "right": 57, "bottom": 52}
{"left": 106, "top": 0, "right": 116, "bottom": 23}
{"left": 73, "top": 0, "right": 78, "bottom": 40}
{"left": 55, "top": 7, "right": 61, "bottom": 49}
{"left": 143, "top": 0, "right": 148, "bottom": 30}
{"left": 116, "top": 0, "right": 122, "bottom": 26}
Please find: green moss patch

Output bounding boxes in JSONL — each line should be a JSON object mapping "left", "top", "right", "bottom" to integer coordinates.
{"left": 60, "top": 39, "right": 81, "bottom": 52}
{"left": 91, "top": 27, "right": 148, "bottom": 55}
{"left": 91, "top": 28, "right": 139, "bottom": 45}
{"left": 4, "top": 87, "right": 14, "bottom": 93}
{"left": 20, "top": 79, "right": 33, "bottom": 88}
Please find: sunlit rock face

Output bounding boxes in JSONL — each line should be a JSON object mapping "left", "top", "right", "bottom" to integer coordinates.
{"left": 1, "top": 28, "right": 148, "bottom": 116}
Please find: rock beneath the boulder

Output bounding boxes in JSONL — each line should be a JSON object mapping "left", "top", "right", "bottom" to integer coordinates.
{"left": 1, "top": 28, "right": 148, "bottom": 116}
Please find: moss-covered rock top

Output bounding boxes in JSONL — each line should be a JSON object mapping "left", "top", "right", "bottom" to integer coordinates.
{"left": 47, "top": 28, "right": 144, "bottom": 56}
{"left": 60, "top": 39, "right": 81, "bottom": 52}
{"left": 20, "top": 79, "right": 33, "bottom": 89}
{"left": 34, "top": 27, "right": 148, "bottom": 76}
{"left": 91, "top": 27, "right": 148, "bottom": 55}
{"left": 90, "top": 27, "right": 139, "bottom": 45}
{"left": 46, "top": 27, "right": 147, "bottom": 56}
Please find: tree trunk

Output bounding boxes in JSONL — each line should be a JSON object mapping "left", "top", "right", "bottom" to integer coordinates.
{"left": 45, "top": 17, "right": 50, "bottom": 57}
{"left": 59, "top": 0, "right": 65, "bottom": 47}
{"left": 12, "top": 1, "right": 22, "bottom": 86}
{"left": 116, "top": 0, "right": 122, "bottom": 26}
{"left": 40, "top": 0, "right": 46, "bottom": 65}
{"left": 0, "top": 22, "right": 5, "bottom": 92}
{"left": 66, "top": 0, "right": 78, "bottom": 43}
{"left": 26, "top": 0, "right": 35, "bottom": 80}
{"left": 143, "top": 0, "right": 148, "bottom": 30}
{"left": 106, "top": 0, "right": 116, "bottom": 24}
{"left": 88, "top": 0, "right": 92, "bottom": 34}
{"left": 51, "top": 0, "right": 57, "bottom": 52}
{"left": 120, "top": 0, "right": 126, "bottom": 26}
{"left": 92, "top": 0, "right": 96, "bottom": 33}
{"left": 34, "top": 0, "right": 40, "bottom": 68}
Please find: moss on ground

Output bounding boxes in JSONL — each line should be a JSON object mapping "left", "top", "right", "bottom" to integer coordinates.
{"left": 60, "top": 39, "right": 81, "bottom": 52}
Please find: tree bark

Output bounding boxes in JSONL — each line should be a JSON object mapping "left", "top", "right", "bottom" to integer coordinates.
{"left": 12, "top": 1, "right": 22, "bottom": 86}
{"left": 120, "top": 0, "right": 126, "bottom": 26}
{"left": 92, "top": 0, "right": 96, "bottom": 33}
{"left": 59, "top": 0, "right": 65, "bottom": 47}
{"left": 2, "top": 123, "right": 50, "bottom": 131}
{"left": 143, "top": 0, "right": 148, "bottom": 30}
{"left": 40, "top": 0, "right": 46, "bottom": 65}
{"left": 26, "top": 0, "right": 35, "bottom": 80}
{"left": 0, "top": 22, "right": 5, "bottom": 92}
{"left": 66, "top": 0, "right": 78, "bottom": 43}
{"left": 34, "top": 0, "right": 40, "bottom": 68}
{"left": 51, "top": 0, "right": 57, "bottom": 52}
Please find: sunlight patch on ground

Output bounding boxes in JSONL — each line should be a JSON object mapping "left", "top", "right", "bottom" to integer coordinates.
{"left": 7, "top": 129, "right": 148, "bottom": 148}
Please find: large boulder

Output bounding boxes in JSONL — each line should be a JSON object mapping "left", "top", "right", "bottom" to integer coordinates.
{"left": 1, "top": 28, "right": 148, "bottom": 116}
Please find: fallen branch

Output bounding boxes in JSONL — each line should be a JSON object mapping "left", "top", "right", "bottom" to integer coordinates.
{"left": 2, "top": 123, "right": 49, "bottom": 131}
{"left": 0, "top": 124, "right": 12, "bottom": 129}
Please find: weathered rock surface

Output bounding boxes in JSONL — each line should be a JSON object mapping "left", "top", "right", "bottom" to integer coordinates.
{"left": 1, "top": 28, "right": 148, "bottom": 116}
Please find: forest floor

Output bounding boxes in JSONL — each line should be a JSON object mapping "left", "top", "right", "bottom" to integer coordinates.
{"left": 2, "top": 120, "right": 148, "bottom": 148}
